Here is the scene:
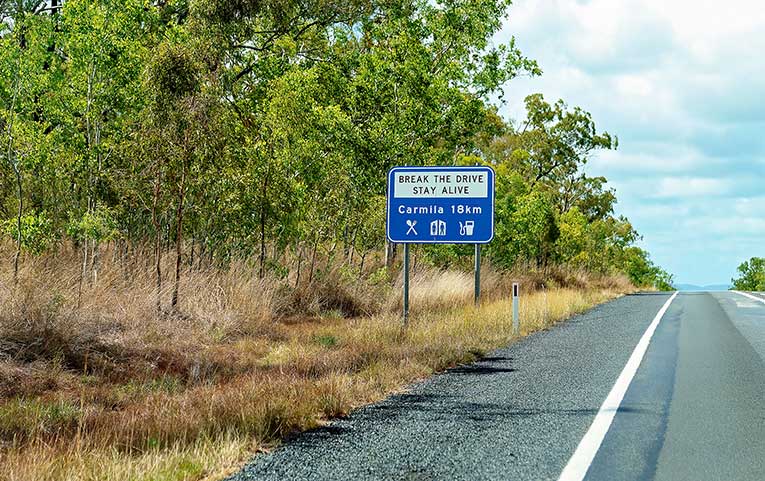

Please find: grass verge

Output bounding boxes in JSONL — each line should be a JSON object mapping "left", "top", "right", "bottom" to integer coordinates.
{"left": 0, "top": 291, "right": 623, "bottom": 480}
{"left": 0, "top": 247, "right": 629, "bottom": 480}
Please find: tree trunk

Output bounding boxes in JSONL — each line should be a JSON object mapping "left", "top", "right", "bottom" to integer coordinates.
{"left": 348, "top": 228, "right": 358, "bottom": 265}
{"left": 152, "top": 159, "right": 163, "bottom": 317}
{"left": 295, "top": 244, "right": 303, "bottom": 288}
{"left": 198, "top": 240, "right": 206, "bottom": 270}
{"left": 111, "top": 240, "right": 118, "bottom": 265}
{"left": 171, "top": 162, "right": 186, "bottom": 310}
{"left": 342, "top": 224, "right": 350, "bottom": 261}
{"left": 308, "top": 237, "right": 318, "bottom": 284}
{"left": 325, "top": 240, "right": 338, "bottom": 273}
{"left": 91, "top": 240, "right": 99, "bottom": 285}
{"left": 77, "top": 238, "right": 88, "bottom": 308}
{"left": 6, "top": 63, "right": 20, "bottom": 285}
{"left": 189, "top": 236, "right": 195, "bottom": 268}
{"left": 258, "top": 174, "right": 269, "bottom": 279}
{"left": 259, "top": 209, "right": 266, "bottom": 278}
{"left": 385, "top": 241, "right": 397, "bottom": 270}
{"left": 12, "top": 163, "right": 22, "bottom": 285}
{"left": 359, "top": 251, "right": 368, "bottom": 276}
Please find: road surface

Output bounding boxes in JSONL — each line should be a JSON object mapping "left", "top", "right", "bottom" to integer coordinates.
{"left": 228, "top": 291, "right": 765, "bottom": 481}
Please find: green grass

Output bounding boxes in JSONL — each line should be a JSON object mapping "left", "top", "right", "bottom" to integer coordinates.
{"left": 312, "top": 334, "right": 339, "bottom": 348}
{"left": 0, "top": 399, "right": 82, "bottom": 441}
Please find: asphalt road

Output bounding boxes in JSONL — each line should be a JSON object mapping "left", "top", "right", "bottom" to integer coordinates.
{"left": 228, "top": 291, "right": 765, "bottom": 481}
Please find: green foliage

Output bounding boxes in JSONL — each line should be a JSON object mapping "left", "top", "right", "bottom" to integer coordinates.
{"left": 368, "top": 267, "right": 391, "bottom": 286}
{"left": 2, "top": 212, "right": 56, "bottom": 254}
{"left": 731, "top": 257, "right": 765, "bottom": 291}
{"left": 148, "top": 40, "right": 201, "bottom": 103}
{"left": 464, "top": 93, "right": 674, "bottom": 288}
{"left": 66, "top": 208, "right": 119, "bottom": 242}
{"left": 0, "top": 0, "right": 671, "bottom": 291}
{"left": 556, "top": 207, "right": 589, "bottom": 265}
{"left": 619, "top": 247, "right": 674, "bottom": 291}
{"left": 420, "top": 244, "right": 473, "bottom": 269}
{"left": 490, "top": 187, "right": 558, "bottom": 268}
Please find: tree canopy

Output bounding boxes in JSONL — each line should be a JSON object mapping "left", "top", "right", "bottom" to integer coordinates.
{"left": 731, "top": 257, "right": 765, "bottom": 291}
{"left": 1, "top": 0, "right": 674, "bottom": 302}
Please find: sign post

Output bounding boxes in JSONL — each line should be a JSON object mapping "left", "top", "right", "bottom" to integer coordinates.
{"left": 474, "top": 244, "right": 481, "bottom": 306}
{"left": 403, "top": 243, "right": 410, "bottom": 325}
{"left": 387, "top": 166, "right": 495, "bottom": 323}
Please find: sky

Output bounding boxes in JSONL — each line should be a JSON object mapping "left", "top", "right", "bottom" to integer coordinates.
{"left": 494, "top": 0, "right": 765, "bottom": 286}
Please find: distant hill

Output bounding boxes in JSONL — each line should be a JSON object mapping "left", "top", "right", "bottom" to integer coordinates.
{"left": 674, "top": 283, "right": 732, "bottom": 291}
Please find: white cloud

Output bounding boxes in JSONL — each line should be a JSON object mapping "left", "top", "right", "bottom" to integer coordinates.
{"left": 733, "top": 196, "right": 765, "bottom": 216}
{"left": 653, "top": 177, "right": 732, "bottom": 199}
{"left": 495, "top": 0, "right": 765, "bottom": 284}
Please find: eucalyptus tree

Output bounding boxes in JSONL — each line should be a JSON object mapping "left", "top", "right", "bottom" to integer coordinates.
{"left": 183, "top": 0, "right": 371, "bottom": 276}
{"left": 141, "top": 14, "right": 237, "bottom": 311}
{"left": 51, "top": 0, "right": 156, "bottom": 286}
{"left": 486, "top": 94, "right": 617, "bottom": 221}
{"left": 495, "top": 94, "right": 616, "bottom": 186}
{"left": 0, "top": 1, "right": 56, "bottom": 281}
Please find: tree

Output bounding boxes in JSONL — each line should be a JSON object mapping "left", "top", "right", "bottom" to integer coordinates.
{"left": 487, "top": 169, "right": 558, "bottom": 268}
{"left": 144, "top": 32, "right": 218, "bottom": 312}
{"left": 484, "top": 94, "right": 617, "bottom": 220}
{"left": 504, "top": 94, "right": 616, "bottom": 185}
{"left": 617, "top": 246, "right": 673, "bottom": 291}
{"left": 559, "top": 174, "right": 616, "bottom": 221}
{"left": 54, "top": 0, "right": 155, "bottom": 286}
{"left": 0, "top": 4, "right": 55, "bottom": 282}
{"left": 731, "top": 257, "right": 765, "bottom": 291}
{"left": 483, "top": 96, "right": 619, "bottom": 270}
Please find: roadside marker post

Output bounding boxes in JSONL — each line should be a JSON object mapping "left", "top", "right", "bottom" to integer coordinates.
{"left": 387, "top": 166, "right": 495, "bottom": 325}
{"left": 512, "top": 282, "right": 520, "bottom": 336}
{"left": 542, "top": 284, "right": 548, "bottom": 325}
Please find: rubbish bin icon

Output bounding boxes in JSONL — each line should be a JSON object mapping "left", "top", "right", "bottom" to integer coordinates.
{"left": 460, "top": 221, "right": 475, "bottom": 236}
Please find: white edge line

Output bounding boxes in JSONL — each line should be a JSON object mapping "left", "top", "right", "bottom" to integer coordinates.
{"left": 557, "top": 291, "right": 679, "bottom": 481}
{"left": 732, "top": 290, "right": 765, "bottom": 304}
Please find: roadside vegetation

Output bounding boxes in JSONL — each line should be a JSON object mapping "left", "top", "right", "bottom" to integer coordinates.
{"left": 731, "top": 257, "right": 765, "bottom": 291}
{"left": 0, "top": 249, "right": 631, "bottom": 480}
{"left": 1, "top": 0, "right": 671, "bottom": 479}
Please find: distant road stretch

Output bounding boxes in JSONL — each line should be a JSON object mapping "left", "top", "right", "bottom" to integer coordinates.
{"left": 229, "top": 292, "right": 765, "bottom": 481}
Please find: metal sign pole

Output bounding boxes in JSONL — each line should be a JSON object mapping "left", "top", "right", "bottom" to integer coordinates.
{"left": 512, "top": 282, "right": 520, "bottom": 336}
{"left": 474, "top": 244, "right": 481, "bottom": 306}
{"left": 403, "top": 243, "right": 410, "bottom": 326}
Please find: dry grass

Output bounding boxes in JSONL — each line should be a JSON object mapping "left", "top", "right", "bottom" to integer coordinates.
{"left": 0, "top": 434, "right": 252, "bottom": 481}
{"left": 0, "top": 244, "right": 632, "bottom": 481}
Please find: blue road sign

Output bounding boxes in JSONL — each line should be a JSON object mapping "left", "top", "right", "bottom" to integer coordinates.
{"left": 387, "top": 166, "right": 495, "bottom": 244}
